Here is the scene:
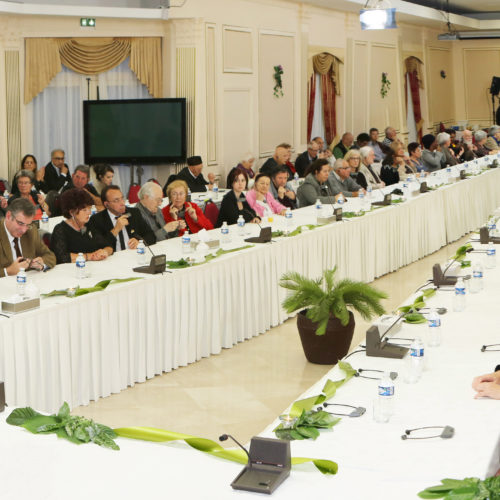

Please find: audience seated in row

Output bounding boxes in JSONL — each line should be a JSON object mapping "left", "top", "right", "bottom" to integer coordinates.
{"left": 333, "top": 132, "right": 354, "bottom": 159}
{"left": 421, "top": 134, "right": 445, "bottom": 172}
{"left": 269, "top": 167, "right": 297, "bottom": 209}
{"left": 226, "top": 153, "right": 256, "bottom": 189}
{"left": 0, "top": 198, "right": 56, "bottom": 277}
{"left": 485, "top": 125, "right": 500, "bottom": 152}
{"left": 357, "top": 147, "right": 385, "bottom": 190}
{"left": 93, "top": 164, "right": 115, "bottom": 195}
{"left": 9, "top": 170, "right": 50, "bottom": 220}
{"left": 174, "top": 156, "right": 216, "bottom": 194}
{"left": 329, "top": 158, "right": 363, "bottom": 197}
{"left": 246, "top": 174, "right": 287, "bottom": 217}
{"left": 296, "top": 159, "right": 342, "bottom": 207}
{"left": 259, "top": 143, "right": 296, "bottom": 180}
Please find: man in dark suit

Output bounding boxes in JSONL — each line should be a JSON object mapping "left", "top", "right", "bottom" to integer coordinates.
{"left": 42, "top": 149, "right": 71, "bottom": 193}
{"left": 174, "top": 156, "right": 215, "bottom": 193}
{"left": 62, "top": 165, "right": 103, "bottom": 211}
{"left": 259, "top": 145, "right": 289, "bottom": 177}
{"left": 0, "top": 198, "right": 56, "bottom": 277}
{"left": 87, "top": 185, "right": 155, "bottom": 251}
{"left": 294, "top": 141, "right": 320, "bottom": 177}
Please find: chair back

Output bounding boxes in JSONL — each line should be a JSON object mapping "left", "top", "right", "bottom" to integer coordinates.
{"left": 128, "top": 183, "right": 141, "bottom": 204}
{"left": 204, "top": 200, "right": 219, "bottom": 226}
{"left": 0, "top": 179, "right": 9, "bottom": 193}
{"left": 163, "top": 174, "right": 178, "bottom": 196}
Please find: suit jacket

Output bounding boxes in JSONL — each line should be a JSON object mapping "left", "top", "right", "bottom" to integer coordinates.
{"left": 327, "top": 171, "right": 361, "bottom": 197}
{"left": 176, "top": 167, "right": 209, "bottom": 193}
{"left": 0, "top": 220, "right": 56, "bottom": 276}
{"left": 87, "top": 207, "right": 156, "bottom": 251}
{"left": 43, "top": 162, "right": 72, "bottom": 193}
{"left": 294, "top": 151, "right": 315, "bottom": 178}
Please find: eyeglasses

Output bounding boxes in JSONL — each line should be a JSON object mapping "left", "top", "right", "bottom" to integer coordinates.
{"left": 53, "top": 157, "right": 65, "bottom": 161}
{"left": 13, "top": 216, "right": 33, "bottom": 229}
{"left": 170, "top": 192, "right": 186, "bottom": 198}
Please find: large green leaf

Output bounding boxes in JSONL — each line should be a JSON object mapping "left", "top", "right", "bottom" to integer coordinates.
{"left": 6, "top": 407, "right": 43, "bottom": 426}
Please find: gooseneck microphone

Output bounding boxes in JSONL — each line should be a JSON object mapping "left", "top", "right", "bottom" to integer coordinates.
{"left": 219, "top": 434, "right": 252, "bottom": 467}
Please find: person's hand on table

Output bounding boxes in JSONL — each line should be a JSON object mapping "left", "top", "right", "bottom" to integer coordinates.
{"left": 128, "top": 238, "right": 139, "bottom": 250}
{"left": 88, "top": 249, "right": 108, "bottom": 261}
{"left": 6, "top": 257, "right": 29, "bottom": 275}
{"left": 29, "top": 257, "right": 46, "bottom": 271}
{"left": 185, "top": 202, "right": 198, "bottom": 222}
{"left": 279, "top": 209, "right": 287, "bottom": 216}
{"left": 251, "top": 217, "right": 261, "bottom": 224}
{"left": 474, "top": 381, "right": 500, "bottom": 400}
{"left": 472, "top": 372, "right": 500, "bottom": 391}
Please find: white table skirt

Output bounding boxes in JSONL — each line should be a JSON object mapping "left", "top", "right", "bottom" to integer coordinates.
{"left": 1, "top": 163, "right": 500, "bottom": 413}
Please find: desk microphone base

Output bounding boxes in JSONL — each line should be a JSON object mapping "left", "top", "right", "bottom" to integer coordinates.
{"left": 366, "top": 325, "right": 409, "bottom": 359}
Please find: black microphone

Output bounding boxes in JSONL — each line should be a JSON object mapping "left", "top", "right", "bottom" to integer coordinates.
{"left": 219, "top": 434, "right": 251, "bottom": 467}
{"left": 322, "top": 184, "right": 336, "bottom": 216}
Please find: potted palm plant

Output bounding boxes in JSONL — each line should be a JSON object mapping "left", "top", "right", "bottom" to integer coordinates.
{"left": 280, "top": 267, "right": 387, "bottom": 364}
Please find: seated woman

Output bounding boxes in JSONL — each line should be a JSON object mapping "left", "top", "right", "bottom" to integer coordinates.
{"left": 226, "top": 153, "right": 256, "bottom": 189}
{"left": 50, "top": 188, "right": 113, "bottom": 264}
{"left": 485, "top": 125, "right": 500, "bottom": 152}
{"left": 11, "top": 155, "right": 42, "bottom": 195}
{"left": 162, "top": 180, "right": 214, "bottom": 235}
{"left": 93, "top": 164, "right": 114, "bottom": 195}
{"left": 246, "top": 174, "right": 287, "bottom": 218}
{"left": 216, "top": 169, "right": 260, "bottom": 227}
{"left": 297, "top": 159, "right": 342, "bottom": 207}
{"left": 405, "top": 142, "right": 426, "bottom": 173}
{"left": 437, "top": 131, "right": 463, "bottom": 166}
{"left": 8, "top": 169, "right": 50, "bottom": 219}
{"left": 344, "top": 149, "right": 362, "bottom": 181}
{"left": 475, "top": 130, "right": 493, "bottom": 157}
{"left": 357, "top": 146, "right": 385, "bottom": 190}
{"left": 380, "top": 147, "right": 404, "bottom": 186}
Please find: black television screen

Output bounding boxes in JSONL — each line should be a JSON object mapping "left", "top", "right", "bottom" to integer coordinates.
{"left": 83, "top": 98, "right": 186, "bottom": 164}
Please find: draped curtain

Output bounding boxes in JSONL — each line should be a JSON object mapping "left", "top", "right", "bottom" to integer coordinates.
{"left": 404, "top": 56, "right": 424, "bottom": 142}
{"left": 307, "top": 52, "right": 342, "bottom": 146}
{"left": 25, "top": 37, "right": 162, "bottom": 103}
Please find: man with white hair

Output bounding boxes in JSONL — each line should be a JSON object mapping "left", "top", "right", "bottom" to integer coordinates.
{"left": 136, "top": 181, "right": 185, "bottom": 241}
{"left": 328, "top": 158, "right": 364, "bottom": 197}
{"left": 294, "top": 141, "right": 320, "bottom": 177}
{"left": 382, "top": 127, "right": 397, "bottom": 148}
{"left": 485, "top": 125, "right": 500, "bottom": 151}
{"left": 460, "top": 129, "right": 477, "bottom": 161}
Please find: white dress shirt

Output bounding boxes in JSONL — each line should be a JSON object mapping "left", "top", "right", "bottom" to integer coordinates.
{"left": 107, "top": 209, "right": 129, "bottom": 250}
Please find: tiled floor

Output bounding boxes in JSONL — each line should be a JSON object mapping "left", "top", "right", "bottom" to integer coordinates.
{"left": 74, "top": 234, "right": 471, "bottom": 444}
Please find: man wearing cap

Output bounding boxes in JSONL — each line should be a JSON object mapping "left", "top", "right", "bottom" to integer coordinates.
{"left": 421, "top": 134, "right": 445, "bottom": 172}
{"left": 175, "top": 156, "right": 215, "bottom": 193}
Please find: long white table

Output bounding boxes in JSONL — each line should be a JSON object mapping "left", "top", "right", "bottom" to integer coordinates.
{"left": 1, "top": 160, "right": 500, "bottom": 413}
{"left": 1, "top": 233, "right": 499, "bottom": 500}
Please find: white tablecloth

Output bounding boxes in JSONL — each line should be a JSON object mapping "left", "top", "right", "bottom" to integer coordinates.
{"left": 1, "top": 161, "right": 500, "bottom": 413}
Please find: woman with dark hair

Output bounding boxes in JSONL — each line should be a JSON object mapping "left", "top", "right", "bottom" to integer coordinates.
{"left": 406, "top": 142, "right": 425, "bottom": 173}
{"left": 8, "top": 169, "right": 50, "bottom": 219}
{"left": 50, "top": 188, "right": 113, "bottom": 264}
{"left": 380, "top": 145, "right": 406, "bottom": 185}
{"left": 297, "top": 158, "right": 342, "bottom": 207}
{"left": 246, "top": 173, "right": 287, "bottom": 217}
{"left": 93, "top": 164, "right": 115, "bottom": 195}
{"left": 215, "top": 169, "right": 260, "bottom": 227}
{"left": 12, "top": 154, "right": 42, "bottom": 194}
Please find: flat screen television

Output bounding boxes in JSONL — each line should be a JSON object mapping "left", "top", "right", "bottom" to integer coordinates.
{"left": 83, "top": 98, "right": 186, "bottom": 165}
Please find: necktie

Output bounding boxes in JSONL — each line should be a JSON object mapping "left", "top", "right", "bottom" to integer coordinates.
{"left": 13, "top": 237, "right": 22, "bottom": 258}
{"left": 367, "top": 165, "right": 381, "bottom": 184}
{"left": 116, "top": 217, "right": 126, "bottom": 251}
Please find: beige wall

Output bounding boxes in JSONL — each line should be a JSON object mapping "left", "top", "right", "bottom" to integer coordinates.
{"left": 0, "top": 0, "right": 496, "bottom": 183}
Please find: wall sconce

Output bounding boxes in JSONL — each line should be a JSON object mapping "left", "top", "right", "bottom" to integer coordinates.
{"left": 440, "top": 70, "right": 447, "bottom": 79}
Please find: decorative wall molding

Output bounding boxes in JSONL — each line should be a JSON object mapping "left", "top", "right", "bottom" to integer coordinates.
{"left": 222, "top": 25, "right": 253, "bottom": 73}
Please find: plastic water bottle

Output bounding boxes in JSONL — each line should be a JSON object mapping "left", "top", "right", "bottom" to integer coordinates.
{"left": 377, "top": 372, "right": 395, "bottom": 417}
{"left": 41, "top": 211, "right": 49, "bottom": 227}
{"left": 182, "top": 231, "right": 191, "bottom": 254}
{"left": 358, "top": 189, "right": 365, "bottom": 210}
{"left": 16, "top": 268, "right": 27, "bottom": 296}
{"left": 404, "top": 338, "right": 424, "bottom": 383}
{"left": 453, "top": 277, "right": 466, "bottom": 312}
{"left": 427, "top": 309, "right": 441, "bottom": 347}
{"left": 446, "top": 166, "right": 452, "bottom": 182}
{"left": 91, "top": 205, "right": 97, "bottom": 216}
{"left": 237, "top": 215, "right": 245, "bottom": 236}
{"left": 220, "top": 221, "right": 230, "bottom": 244}
{"left": 285, "top": 207, "right": 293, "bottom": 233}
{"left": 470, "top": 261, "right": 484, "bottom": 293}
{"left": 486, "top": 244, "right": 496, "bottom": 269}
{"left": 337, "top": 194, "right": 345, "bottom": 206}
{"left": 367, "top": 185, "right": 373, "bottom": 198}
{"left": 137, "top": 240, "right": 147, "bottom": 265}
{"left": 315, "top": 199, "right": 323, "bottom": 222}
{"left": 488, "top": 219, "right": 497, "bottom": 234}
{"left": 75, "top": 252, "right": 86, "bottom": 279}
{"left": 212, "top": 182, "right": 219, "bottom": 201}
{"left": 3, "top": 190, "right": 9, "bottom": 201}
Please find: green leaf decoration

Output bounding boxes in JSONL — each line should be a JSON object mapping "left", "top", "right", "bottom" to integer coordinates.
{"left": 42, "top": 277, "right": 143, "bottom": 298}
{"left": 460, "top": 260, "right": 471, "bottom": 268}
{"left": 451, "top": 244, "right": 472, "bottom": 262}
{"left": 57, "top": 402, "right": 70, "bottom": 420}
{"left": 403, "top": 313, "right": 427, "bottom": 324}
{"left": 280, "top": 267, "right": 387, "bottom": 335}
{"left": 166, "top": 246, "right": 255, "bottom": 269}
{"left": 6, "top": 407, "right": 43, "bottom": 426}
{"left": 114, "top": 426, "right": 337, "bottom": 475}
{"left": 417, "top": 476, "right": 498, "bottom": 500}
{"left": 398, "top": 288, "right": 437, "bottom": 324}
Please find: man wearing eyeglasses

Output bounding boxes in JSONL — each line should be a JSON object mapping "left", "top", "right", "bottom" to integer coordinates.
{"left": 87, "top": 185, "right": 156, "bottom": 251}
{"left": 0, "top": 198, "right": 56, "bottom": 277}
{"left": 328, "top": 158, "right": 365, "bottom": 198}
{"left": 42, "top": 149, "right": 71, "bottom": 193}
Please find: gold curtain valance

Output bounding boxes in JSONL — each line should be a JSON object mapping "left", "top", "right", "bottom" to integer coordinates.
{"left": 404, "top": 56, "right": 424, "bottom": 89}
{"left": 24, "top": 37, "right": 163, "bottom": 104}
{"left": 312, "top": 52, "right": 343, "bottom": 96}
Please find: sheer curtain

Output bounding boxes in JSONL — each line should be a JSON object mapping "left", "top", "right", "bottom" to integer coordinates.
{"left": 29, "top": 58, "right": 153, "bottom": 191}
{"left": 406, "top": 73, "right": 418, "bottom": 143}
{"left": 310, "top": 74, "right": 326, "bottom": 145}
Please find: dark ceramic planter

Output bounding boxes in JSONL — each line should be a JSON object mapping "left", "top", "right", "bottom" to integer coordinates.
{"left": 296, "top": 310, "right": 355, "bottom": 365}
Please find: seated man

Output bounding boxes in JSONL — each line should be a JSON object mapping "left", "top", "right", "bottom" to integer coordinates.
{"left": 485, "top": 125, "right": 500, "bottom": 152}
{"left": 382, "top": 126, "right": 397, "bottom": 147}
{"left": 350, "top": 132, "right": 370, "bottom": 150}
{"left": 333, "top": 132, "right": 354, "bottom": 159}
{"left": 460, "top": 129, "right": 477, "bottom": 161}
{"left": 136, "top": 181, "right": 184, "bottom": 241}
{"left": 328, "top": 158, "right": 364, "bottom": 197}
{"left": 259, "top": 144, "right": 289, "bottom": 177}
{"left": 175, "top": 156, "right": 215, "bottom": 193}
{"left": 42, "top": 149, "right": 71, "bottom": 193}
{"left": 472, "top": 369, "right": 500, "bottom": 399}
{"left": 368, "top": 127, "right": 389, "bottom": 162}
{"left": 294, "top": 141, "right": 320, "bottom": 178}
{"left": 421, "top": 134, "right": 445, "bottom": 172}
{"left": 269, "top": 167, "right": 297, "bottom": 209}
{"left": 312, "top": 136, "right": 325, "bottom": 152}
{"left": 0, "top": 198, "right": 56, "bottom": 277}
{"left": 87, "top": 185, "right": 155, "bottom": 251}
{"left": 63, "top": 164, "right": 103, "bottom": 210}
